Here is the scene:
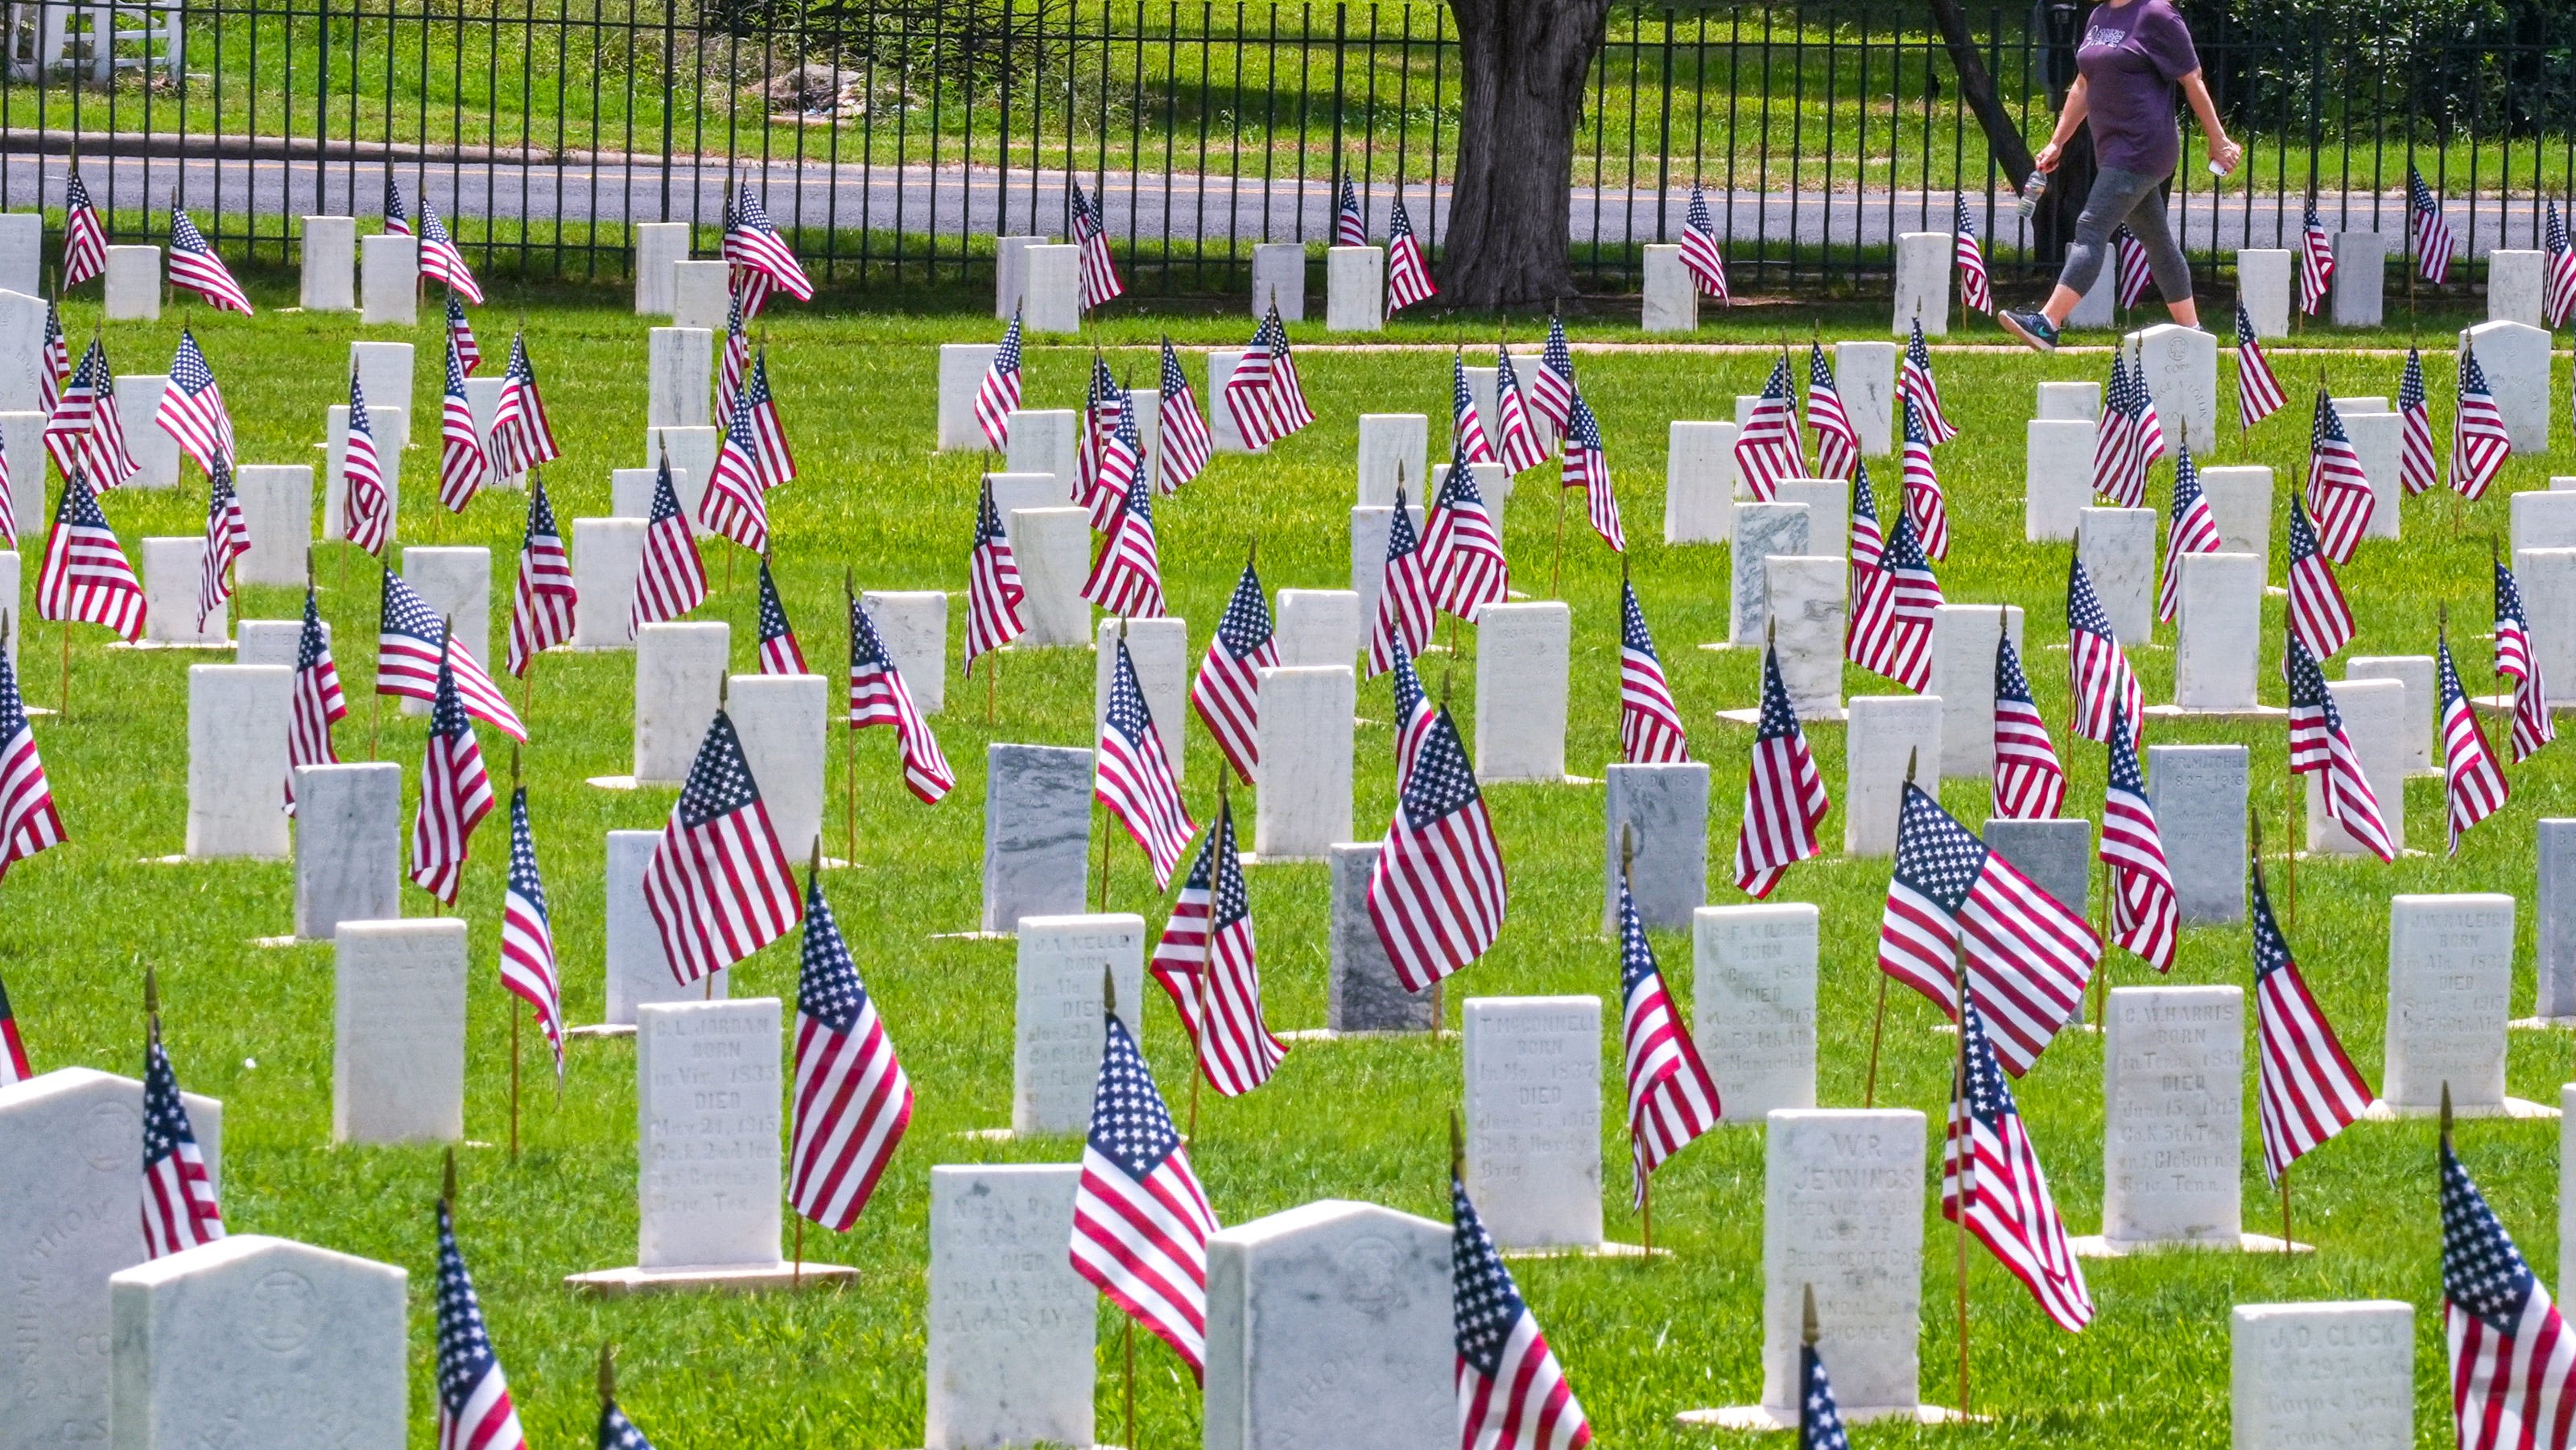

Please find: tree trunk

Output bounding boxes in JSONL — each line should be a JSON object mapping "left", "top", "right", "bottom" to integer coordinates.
{"left": 1439, "top": 0, "right": 1610, "bottom": 308}
{"left": 1924, "top": 0, "right": 2033, "bottom": 188}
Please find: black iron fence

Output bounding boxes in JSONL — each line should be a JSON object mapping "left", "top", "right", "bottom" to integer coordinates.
{"left": 0, "top": 0, "right": 2567, "bottom": 297}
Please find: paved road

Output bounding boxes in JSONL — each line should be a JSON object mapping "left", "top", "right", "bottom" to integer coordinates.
{"left": 0, "top": 146, "right": 2554, "bottom": 258}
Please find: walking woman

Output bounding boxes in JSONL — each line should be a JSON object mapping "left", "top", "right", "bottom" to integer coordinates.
{"left": 1998, "top": 0, "right": 2243, "bottom": 351}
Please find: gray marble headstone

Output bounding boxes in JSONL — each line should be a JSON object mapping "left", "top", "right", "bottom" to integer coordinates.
{"left": 105, "top": 246, "right": 161, "bottom": 320}
{"left": 1348, "top": 503, "right": 1422, "bottom": 638}
{"left": 1008, "top": 507, "right": 1094, "bottom": 647}
{"left": 1984, "top": 817, "right": 2091, "bottom": 921}
{"left": 2036, "top": 381, "right": 2102, "bottom": 421}
{"left": 646, "top": 327, "right": 712, "bottom": 431}
{"left": 2076, "top": 506, "right": 2155, "bottom": 644}
{"left": 2145, "top": 744, "right": 2247, "bottom": 923}
{"left": 1023, "top": 246, "right": 1084, "bottom": 334}
{"left": 357, "top": 236, "right": 414, "bottom": 324}
{"left": 1757, "top": 1110, "right": 1925, "bottom": 1419}
{"left": 1766, "top": 556, "right": 1847, "bottom": 721}
{"left": 1926, "top": 603, "right": 2024, "bottom": 777}
{"left": 1355, "top": 414, "right": 1426, "bottom": 508}
{"left": 569, "top": 518, "right": 646, "bottom": 648}
{"left": 1835, "top": 340, "right": 1898, "bottom": 456}
{"left": 1694, "top": 903, "right": 1818, "bottom": 1122}
{"left": 926, "top": 1164, "right": 1093, "bottom": 1450}
{"left": 294, "top": 763, "right": 401, "bottom": 942}
{"left": 0, "top": 293, "right": 42, "bottom": 413}
{"left": 1843, "top": 696, "right": 1941, "bottom": 857}
{"left": 109, "top": 1234, "right": 407, "bottom": 1450}
{"left": 2172, "top": 552, "right": 2264, "bottom": 710}
{"left": 994, "top": 235, "right": 1046, "bottom": 318}
{"left": 935, "top": 343, "right": 1000, "bottom": 452}
{"left": 1474, "top": 602, "right": 1571, "bottom": 783}
{"left": 2511, "top": 490, "right": 2576, "bottom": 554}
{"left": 981, "top": 744, "right": 1092, "bottom": 934}
{"left": 1203, "top": 1200, "right": 1451, "bottom": 1450}
{"left": 1013, "top": 915, "right": 1144, "bottom": 1135}
{"left": 1604, "top": 762, "right": 1710, "bottom": 932}
{"left": 2340, "top": 408, "right": 2401, "bottom": 540}
{"left": 1772, "top": 479, "right": 1846, "bottom": 560}
{"left": 1728, "top": 502, "right": 1810, "bottom": 644}
{"left": 1329, "top": 842, "right": 1433, "bottom": 1034}
{"left": 636, "top": 998, "right": 782, "bottom": 1270}
{"left": 2540, "top": 820, "right": 2576, "bottom": 1019}
{"left": 188, "top": 665, "right": 291, "bottom": 860}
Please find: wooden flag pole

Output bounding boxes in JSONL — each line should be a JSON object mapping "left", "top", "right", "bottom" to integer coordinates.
{"left": 1620, "top": 824, "right": 1653, "bottom": 1257}
{"left": 1185, "top": 766, "right": 1229, "bottom": 1146}
{"left": 1861, "top": 742, "right": 1918, "bottom": 1108}
{"left": 1951, "top": 949, "right": 1973, "bottom": 1419}
{"left": 507, "top": 747, "right": 524, "bottom": 1163}
{"left": 2092, "top": 849, "right": 2111, "bottom": 1026}
{"left": 2248, "top": 812, "right": 2294, "bottom": 1253}
{"left": 598, "top": 1343, "right": 615, "bottom": 1415}
{"left": 57, "top": 618, "right": 68, "bottom": 721}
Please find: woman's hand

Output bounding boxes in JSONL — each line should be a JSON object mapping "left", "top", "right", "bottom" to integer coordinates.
{"left": 2034, "top": 141, "right": 2063, "bottom": 174}
{"left": 2209, "top": 134, "right": 2244, "bottom": 176}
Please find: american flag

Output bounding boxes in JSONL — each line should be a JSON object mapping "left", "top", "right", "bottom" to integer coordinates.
{"left": 1148, "top": 795, "right": 1286, "bottom": 1097}
{"left": 2091, "top": 353, "right": 2141, "bottom": 507}
{"left": 2440, "top": 630, "right": 2510, "bottom": 855}
{"left": 2158, "top": 446, "right": 2223, "bottom": 624}
{"left": 0, "top": 419, "right": 15, "bottom": 547}
{"left": 434, "top": 1199, "right": 530, "bottom": 1450}
{"left": 1900, "top": 317, "right": 1957, "bottom": 443}
{"left": 1614, "top": 871, "right": 1719, "bottom": 1202}
{"left": 1081, "top": 416, "right": 1168, "bottom": 620}
{"left": 2127, "top": 345, "right": 2167, "bottom": 470}
{"left": 2409, "top": 165, "right": 2456, "bottom": 283}
{"left": 790, "top": 870, "right": 913, "bottom": 1230}
{"left": 499, "top": 787, "right": 564, "bottom": 1083}
{"left": 2496, "top": 557, "right": 2556, "bottom": 763}
{"left": 1067, "top": 179, "right": 1125, "bottom": 310}
{"left": 1451, "top": 353, "right": 1496, "bottom": 465}
{"left": 643, "top": 707, "right": 804, "bottom": 985}
{"left": 1365, "top": 487, "right": 1435, "bottom": 678}
{"left": 1191, "top": 560, "right": 1277, "bottom": 781}
{"left": 2099, "top": 713, "right": 2177, "bottom": 971}
{"left": 2248, "top": 849, "right": 2371, "bottom": 1183}
{"left": 2285, "top": 630, "right": 2396, "bottom": 861}
{"left": 2453, "top": 346, "right": 2512, "bottom": 502}
{"left": 849, "top": 596, "right": 955, "bottom": 806}
{"left": 599, "top": 1398, "right": 658, "bottom": 1450}
{"left": 46, "top": 340, "right": 138, "bottom": 489}
{"left": 505, "top": 478, "right": 576, "bottom": 678}
{"left": 1562, "top": 392, "right": 1624, "bottom": 553}
{"left": 1804, "top": 343, "right": 1859, "bottom": 481}
{"left": 1992, "top": 629, "right": 2066, "bottom": 821}
{"left": 1901, "top": 395, "right": 1949, "bottom": 560}
{"left": 1529, "top": 316, "right": 1577, "bottom": 442}
{"left": 1333, "top": 171, "right": 1368, "bottom": 246}
{"left": 1069, "top": 1011, "right": 1218, "bottom": 1378}
{"left": 1852, "top": 502, "right": 1938, "bottom": 692}
{"left": 964, "top": 482, "right": 1026, "bottom": 676}
{"left": 287, "top": 585, "right": 345, "bottom": 813}
{"left": 1385, "top": 196, "right": 1436, "bottom": 315}
{"left": 1369, "top": 704, "right": 1505, "bottom": 992}
{"left": 756, "top": 556, "right": 805, "bottom": 675}
{"left": 1223, "top": 307, "right": 1302, "bottom": 450}
{"left": 2235, "top": 303, "right": 2285, "bottom": 428}
{"left": 2285, "top": 494, "right": 2355, "bottom": 661}
{"left": 2442, "top": 1131, "right": 2576, "bottom": 1450}
{"left": 1733, "top": 639, "right": 1827, "bottom": 898}
{"left": 2297, "top": 200, "right": 2335, "bottom": 315}
{"left": 196, "top": 458, "right": 249, "bottom": 630}
{"left": 1617, "top": 580, "right": 1687, "bottom": 765}
{"left": 1079, "top": 358, "right": 1137, "bottom": 529}
{"left": 700, "top": 389, "right": 772, "bottom": 553}
{"left": 718, "top": 288, "right": 749, "bottom": 419}
{"left": 39, "top": 300, "right": 66, "bottom": 415}
{"left": 2549, "top": 202, "right": 2576, "bottom": 328}
{"left": 1096, "top": 634, "right": 1196, "bottom": 890}
{"left": 410, "top": 631, "right": 496, "bottom": 904}
{"left": 2400, "top": 348, "right": 2442, "bottom": 496}
{"left": 973, "top": 312, "right": 1024, "bottom": 452}
{"left": 1847, "top": 458, "right": 1887, "bottom": 577}
{"left": 379, "top": 567, "right": 526, "bottom": 741}
{"left": 155, "top": 330, "right": 233, "bottom": 476}
{"left": 1155, "top": 339, "right": 1212, "bottom": 491}
{"left": 1679, "top": 182, "right": 1731, "bottom": 300}
{"left": 341, "top": 372, "right": 391, "bottom": 556}
{"left": 488, "top": 334, "right": 560, "bottom": 481}
{"left": 1951, "top": 195, "right": 1992, "bottom": 312}
{"left": 415, "top": 194, "right": 483, "bottom": 304}
{"left": 164, "top": 209, "right": 254, "bottom": 314}
{"left": 1735, "top": 354, "right": 1802, "bottom": 502}
{"left": 629, "top": 454, "right": 709, "bottom": 637}
{"left": 1386, "top": 631, "right": 1439, "bottom": 783}
{"left": 745, "top": 350, "right": 797, "bottom": 488}
{"left": 723, "top": 183, "right": 814, "bottom": 309}
{"left": 382, "top": 169, "right": 413, "bottom": 233}
{"left": 1878, "top": 781, "right": 2099, "bottom": 1076}
{"left": 1797, "top": 1306, "right": 1852, "bottom": 1450}
{"left": 0, "top": 969, "right": 27, "bottom": 1083}
{"left": 140, "top": 1020, "right": 224, "bottom": 1260}
{"left": 0, "top": 638, "right": 60, "bottom": 882}
{"left": 38, "top": 469, "right": 145, "bottom": 642}
{"left": 447, "top": 295, "right": 482, "bottom": 375}
{"left": 2112, "top": 226, "right": 2152, "bottom": 309}
{"left": 1492, "top": 346, "right": 1549, "bottom": 474}
{"left": 438, "top": 337, "right": 489, "bottom": 513}
{"left": 1941, "top": 1001, "right": 2092, "bottom": 1331}
{"left": 61, "top": 171, "right": 105, "bottom": 288}
{"left": 1452, "top": 1171, "right": 1592, "bottom": 1450}
{"left": 2066, "top": 555, "right": 2141, "bottom": 745}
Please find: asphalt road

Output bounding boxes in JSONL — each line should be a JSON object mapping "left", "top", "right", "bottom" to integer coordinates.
{"left": 0, "top": 147, "right": 2553, "bottom": 258}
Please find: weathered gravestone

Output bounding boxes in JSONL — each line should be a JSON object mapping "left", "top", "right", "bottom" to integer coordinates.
{"left": 1665, "top": 420, "right": 1738, "bottom": 543}
{"left": 2145, "top": 744, "right": 2248, "bottom": 923}
{"left": 1843, "top": 696, "right": 1942, "bottom": 857}
{"left": 1009, "top": 916, "right": 1145, "bottom": 1135}
{"left": 631, "top": 622, "right": 728, "bottom": 785}
{"left": 2375, "top": 894, "right": 2531, "bottom": 1117}
{"left": 1693, "top": 903, "right": 1818, "bottom": 1122}
{"left": 1926, "top": 604, "right": 2023, "bottom": 777}
{"left": 1603, "top": 762, "right": 1709, "bottom": 932}
{"left": 188, "top": 664, "right": 289, "bottom": 860}
{"left": 2082, "top": 985, "right": 2259, "bottom": 1254}
{"left": 924, "top": 1163, "right": 1093, "bottom": 1450}
{"left": 981, "top": 744, "right": 1092, "bottom": 934}
{"left": 293, "top": 763, "right": 398, "bottom": 942}
{"left": 1463, "top": 996, "right": 1606, "bottom": 1251}
{"left": 1475, "top": 603, "right": 1572, "bottom": 783}
{"left": 332, "top": 919, "right": 466, "bottom": 1144}
{"left": 1327, "top": 842, "right": 1435, "bottom": 1035}
{"left": 2230, "top": 1302, "right": 2414, "bottom": 1450}
{"left": 299, "top": 215, "right": 357, "bottom": 311}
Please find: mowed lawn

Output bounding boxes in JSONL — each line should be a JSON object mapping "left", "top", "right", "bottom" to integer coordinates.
{"left": 10, "top": 276, "right": 2573, "bottom": 1448}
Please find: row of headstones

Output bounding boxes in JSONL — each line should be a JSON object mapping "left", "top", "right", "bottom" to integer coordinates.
{"left": 52, "top": 214, "right": 433, "bottom": 323}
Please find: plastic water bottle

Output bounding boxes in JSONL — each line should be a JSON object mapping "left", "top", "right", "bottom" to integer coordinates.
{"left": 2017, "top": 170, "right": 2049, "bottom": 219}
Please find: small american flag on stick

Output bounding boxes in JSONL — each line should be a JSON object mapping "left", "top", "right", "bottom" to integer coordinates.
{"left": 2248, "top": 838, "right": 2371, "bottom": 1183}
{"left": 2099, "top": 712, "right": 2178, "bottom": 972}
{"left": 38, "top": 468, "right": 146, "bottom": 642}
{"left": 2400, "top": 348, "right": 2442, "bottom": 497}
{"left": 2548, "top": 202, "right": 2576, "bottom": 328}
{"left": 1900, "top": 317, "right": 1956, "bottom": 443}
{"left": 416, "top": 193, "right": 483, "bottom": 304}
{"left": 46, "top": 340, "right": 138, "bottom": 489}
{"left": 1951, "top": 195, "right": 1992, "bottom": 312}
{"left": 447, "top": 295, "right": 482, "bottom": 375}
{"left": 973, "top": 312, "right": 1023, "bottom": 452}
{"left": 166, "top": 209, "right": 252, "bottom": 315}
{"left": 745, "top": 351, "right": 796, "bottom": 487}
{"left": 196, "top": 458, "right": 249, "bottom": 630}
{"left": 0, "top": 969, "right": 27, "bottom": 1084}
{"left": 2235, "top": 303, "right": 2285, "bottom": 428}
{"left": 435, "top": 1184, "right": 530, "bottom": 1450}
{"left": 2442, "top": 1109, "right": 2576, "bottom": 1450}
{"left": 341, "top": 372, "right": 392, "bottom": 556}
{"left": 1852, "top": 502, "right": 1937, "bottom": 692}
{"left": 1067, "top": 179, "right": 1125, "bottom": 310}
{"left": 2495, "top": 555, "right": 2555, "bottom": 763}
{"left": 140, "top": 993, "right": 224, "bottom": 1261}
{"left": 2066, "top": 554, "right": 2142, "bottom": 746}
{"left": 1614, "top": 861, "right": 1719, "bottom": 1204}
{"left": 1942, "top": 1000, "right": 2092, "bottom": 1331}
{"left": 1616, "top": 578, "right": 1686, "bottom": 765}
{"left": 2112, "top": 226, "right": 2152, "bottom": 308}
{"left": 1562, "top": 392, "right": 1624, "bottom": 553}
{"left": 2409, "top": 166, "right": 2456, "bottom": 283}
{"left": 2439, "top": 626, "right": 2509, "bottom": 856}
{"left": 1070, "top": 1005, "right": 1217, "bottom": 1380}
{"left": 756, "top": 556, "right": 806, "bottom": 675}
{"left": 2297, "top": 201, "right": 2335, "bottom": 315}
{"left": 2091, "top": 353, "right": 2141, "bottom": 507}
{"left": 1426, "top": 459, "right": 1509, "bottom": 622}
{"left": 1492, "top": 346, "right": 1549, "bottom": 475}
{"left": 1900, "top": 395, "right": 1948, "bottom": 560}
{"left": 964, "top": 482, "right": 1026, "bottom": 676}
{"left": 439, "top": 337, "right": 489, "bottom": 512}
{"left": 719, "top": 289, "right": 749, "bottom": 419}
{"left": 2285, "top": 493, "right": 2355, "bottom": 662}
{"left": 1370, "top": 703, "right": 1505, "bottom": 993}
{"left": 629, "top": 452, "right": 709, "bottom": 638}
{"left": 488, "top": 333, "right": 560, "bottom": 480}
{"left": 1384, "top": 196, "right": 1435, "bottom": 315}
{"left": 848, "top": 593, "right": 955, "bottom": 806}
{"left": 409, "top": 626, "right": 496, "bottom": 904}
{"left": 504, "top": 478, "right": 576, "bottom": 678}
{"left": 379, "top": 568, "right": 526, "bottom": 741}
{"left": 155, "top": 330, "right": 234, "bottom": 477}
{"left": 724, "top": 182, "right": 815, "bottom": 309}
{"left": 1081, "top": 411, "right": 1168, "bottom": 620}
{"left": 1191, "top": 556, "right": 1277, "bottom": 782}
{"left": 39, "top": 300, "right": 66, "bottom": 415}
{"left": 2158, "top": 447, "right": 2222, "bottom": 623}
{"left": 0, "top": 633, "right": 60, "bottom": 883}
{"left": 1992, "top": 628, "right": 2066, "bottom": 821}
{"left": 1733, "top": 354, "right": 1800, "bottom": 502}
{"left": 1332, "top": 170, "right": 1367, "bottom": 246}
{"left": 1096, "top": 630, "right": 1196, "bottom": 890}
{"left": 644, "top": 703, "right": 805, "bottom": 985}
{"left": 61, "top": 171, "right": 105, "bottom": 288}
{"left": 1149, "top": 787, "right": 1286, "bottom": 1099}
{"left": 1452, "top": 1142, "right": 1593, "bottom": 1450}
{"left": 791, "top": 865, "right": 913, "bottom": 1231}
{"left": 1528, "top": 316, "right": 1577, "bottom": 440}
{"left": 2285, "top": 630, "right": 2396, "bottom": 862}
{"left": 700, "top": 388, "right": 773, "bottom": 554}
{"left": 1733, "top": 634, "right": 1827, "bottom": 899}
{"left": 1680, "top": 183, "right": 1730, "bottom": 300}
{"left": 499, "top": 784, "right": 564, "bottom": 1084}
{"left": 287, "top": 584, "right": 345, "bottom": 814}
{"left": 1155, "top": 338, "right": 1212, "bottom": 491}
{"left": 1803, "top": 341, "right": 1859, "bottom": 481}
{"left": 2452, "top": 345, "right": 2511, "bottom": 502}
{"left": 1451, "top": 352, "right": 1495, "bottom": 465}
{"left": 1365, "top": 486, "right": 1435, "bottom": 679}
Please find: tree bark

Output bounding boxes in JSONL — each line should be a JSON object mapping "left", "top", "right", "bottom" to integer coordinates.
{"left": 1924, "top": 0, "right": 2034, "bottom": 189}
{"left": 1439, "top": 0, "right": 1610, "bottom": 308}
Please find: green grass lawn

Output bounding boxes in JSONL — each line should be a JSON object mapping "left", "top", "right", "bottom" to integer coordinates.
{"left": 11, "top": 274, "right": 2576, "bottom": 1447}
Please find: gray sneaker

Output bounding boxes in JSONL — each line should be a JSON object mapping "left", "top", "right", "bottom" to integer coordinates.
{"left": 1998, "top": 308, "right": 2060, "bottom": 352}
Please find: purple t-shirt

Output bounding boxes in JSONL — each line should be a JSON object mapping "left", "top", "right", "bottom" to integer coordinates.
{"left": 2078, "top": 0, "right": 2199, "bottom": 176}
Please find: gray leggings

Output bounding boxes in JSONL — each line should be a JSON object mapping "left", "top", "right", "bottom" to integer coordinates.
{"left": 2055, "top": 163, "right": 2193, "bottom": 304}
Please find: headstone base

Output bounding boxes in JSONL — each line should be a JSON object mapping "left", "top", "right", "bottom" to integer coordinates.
{"left": 2068, "top": 1233, "right": 2310, "bottom": 1258}
{"left": 2509, "top": 1016, "right": 2576, "bottom": 1031}
{"left": 563, "top": 1022, "right": 637, "bottom": 1039}
{"left": 1712, "top": 702, "right": 1844, "bottom": 725}
{"left": 564, "top": 1262, "right": 860, "bottom": 1295}
{"left": 1677, "top": 1405, "right": 1981, "bottom": 1431}
{"left": 2358, "top": 1097, "right": 2558, "bottom": 1122}
{"left": 1499, "top": 1241, "right": 1653, "bottom": 1261}
{"left": 1274, "top": 1027, "right": 1454, "bottom": 1043}
{"left": 2142, "top": 703, "right": 2287, "bottom": 721}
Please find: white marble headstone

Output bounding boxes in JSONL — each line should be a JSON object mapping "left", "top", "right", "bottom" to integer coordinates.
{"left": 1463, "top": 996, "right": 1603, "bottom": 1250}
{"left": 1012, "top": 915, "right": 1145, "bottom": 1135}
{"left": 1694, "top": 903, "right": 1818, "bottom": 1122}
